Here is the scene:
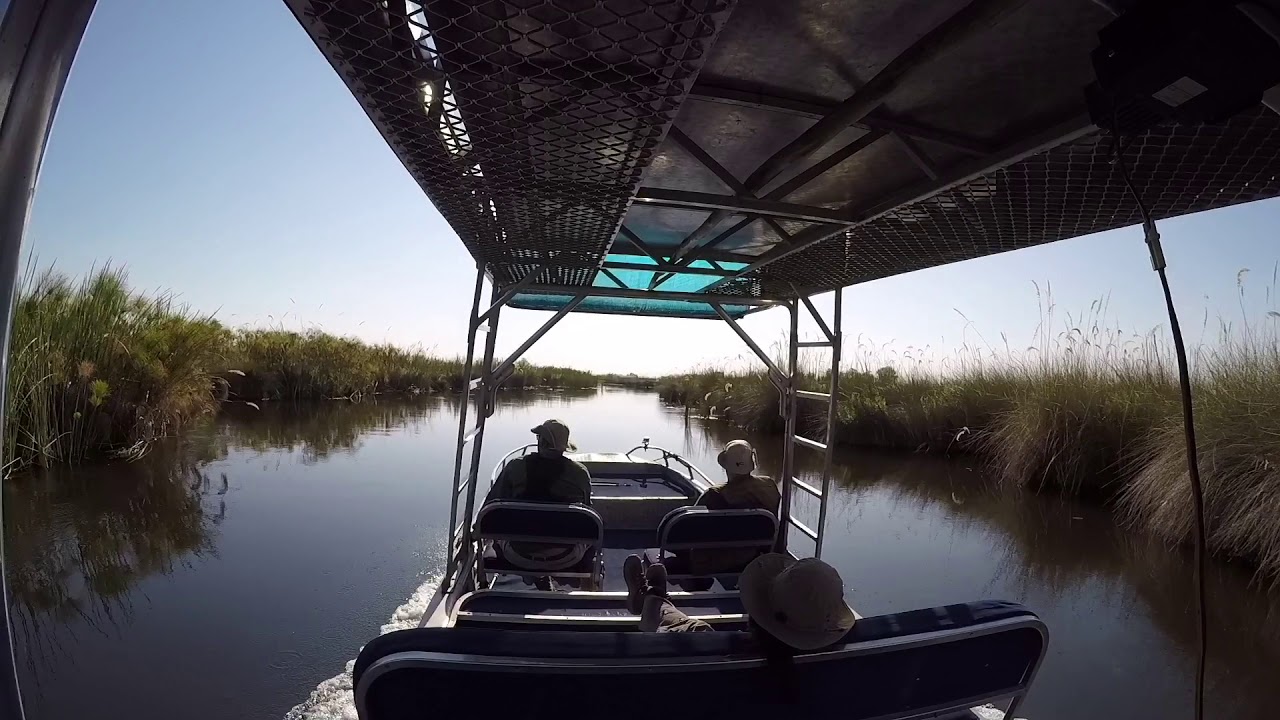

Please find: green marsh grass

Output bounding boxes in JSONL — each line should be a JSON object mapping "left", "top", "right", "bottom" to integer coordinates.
{"left": 658, "top": 290, "right": 1280, "bottom": 581}
{"left": 3, "top": 268, "right": 603, "bottom": 474}
{"left": 5, "top": 267, "right": 227, "bottom": 472}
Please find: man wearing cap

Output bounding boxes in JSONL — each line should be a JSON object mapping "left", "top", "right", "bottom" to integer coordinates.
{"left": 623, "top": 553, "right": 856, "bottom": 651}
{"left": 658, "top": 439, "right": 781, "bottom": 590}
{"left": 483, "top": 419, "right": 593, "bottom": 574}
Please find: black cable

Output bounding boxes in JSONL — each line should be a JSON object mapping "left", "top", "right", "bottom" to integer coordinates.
{"left": 1112, "top": 128, "right": 1209, "bottom": 720}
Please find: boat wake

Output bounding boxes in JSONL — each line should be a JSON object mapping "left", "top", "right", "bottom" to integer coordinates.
{"left": 282, "top": 574, "right": 442, "bottom": 720}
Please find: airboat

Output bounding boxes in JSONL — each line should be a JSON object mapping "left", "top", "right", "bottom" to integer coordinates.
{"left": 4, "top": 0, "right": 1279, "bottom": 718}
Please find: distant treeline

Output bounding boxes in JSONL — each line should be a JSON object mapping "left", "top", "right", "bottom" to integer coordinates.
{"left": 3, "top": 268, "right": 605, "bottom": 475}
{"left": 599, "top": 374, "right": 658, "bottom": 389}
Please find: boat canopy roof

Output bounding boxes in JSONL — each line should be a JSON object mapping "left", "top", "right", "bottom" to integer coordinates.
{"left": 286, "top": 0, "right": 1280, "bottom": 319}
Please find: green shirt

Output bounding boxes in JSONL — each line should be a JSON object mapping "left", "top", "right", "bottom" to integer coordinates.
{"left": 484, "top": 454, "right": 593, "bottom": 506}
{"left": 483, "top": 454, "right": 593, "bottom": 568}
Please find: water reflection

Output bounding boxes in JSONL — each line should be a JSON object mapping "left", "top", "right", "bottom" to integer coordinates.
{"left": 211, "top": 389, "right": 598, "bottom": 464}
{"left": 5, "top": 437, "right": 222, "bottom": 673}
{"left": 693, "top": 417, "right": 1280, "bottom": 719}
{"left": 5, "top": 392, "right": 1280, "bottom": 720}
{"left": 213, "top": 400, "right": 446, "bottom": 463}
{"left": 6, "top": 391, "right": 602, "bottom": 629}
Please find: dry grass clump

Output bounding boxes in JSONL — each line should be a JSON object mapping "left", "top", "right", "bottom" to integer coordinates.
{"left": 658, "top": 286, "right": 1280, "bottom": 578}
{"left": 1120, "top": 318, "right": 1280, "bottom": 583}
{"left": 981, "top": 325, "right": 1175, "bottom": 497}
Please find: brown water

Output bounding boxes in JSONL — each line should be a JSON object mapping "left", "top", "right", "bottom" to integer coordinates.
{"left": 5, "top": 388, "right": 1279, "bottom": 719}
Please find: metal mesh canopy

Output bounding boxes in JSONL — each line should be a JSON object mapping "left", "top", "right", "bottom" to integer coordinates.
{"left": 286, "top": 0, "right": 1280, "bottom": 318}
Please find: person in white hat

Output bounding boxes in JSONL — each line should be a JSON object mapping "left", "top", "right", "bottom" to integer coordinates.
{"left": 624, "top": 552, "right": 856, "bottom": 651}
{"left": 653, "top": 439, "right": 782, "bottom": 591}
{"left": 483, "top": 419, "right": 593, "bottom": 576}
{"left": 702, "top": 439, "right": 780, "bottom": 514}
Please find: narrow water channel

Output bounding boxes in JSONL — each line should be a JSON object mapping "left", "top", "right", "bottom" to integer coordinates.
{"left": 5, "top": 388, "right": 1277, "bottom": 719}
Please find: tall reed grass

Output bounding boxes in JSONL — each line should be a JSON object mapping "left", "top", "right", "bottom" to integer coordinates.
{"left": 3, "top": 267, "right": 603, "bottom": 475}
{"left": 658, "top": 291, "right": 1280, "bottom": 583}
{"left": 5, "top": 267, "right": 227, "bottom": 473}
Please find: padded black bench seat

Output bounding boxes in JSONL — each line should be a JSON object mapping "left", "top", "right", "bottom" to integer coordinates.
{"left": 355, "top": 601, "right": 1046, "bottom": 720}
{"left": 453, "top": 590, "right": 749, "bottom": 631}
{"left": 457, "top": 590, "right": 746, "bottom": 617}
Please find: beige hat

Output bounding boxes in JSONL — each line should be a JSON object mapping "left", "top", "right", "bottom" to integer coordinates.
{"left": 740, "top": 553, "right": 856, "bottom": 650}
{"left": 531, "top": 419, "right": 575, "bottom": 452}
{"left": 717, "top": 439, "right": 756, "bottom": 474}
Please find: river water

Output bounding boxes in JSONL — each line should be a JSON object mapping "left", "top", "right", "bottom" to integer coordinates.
{"left": 5, "top": 388, "right": 1279, "bottom": 719}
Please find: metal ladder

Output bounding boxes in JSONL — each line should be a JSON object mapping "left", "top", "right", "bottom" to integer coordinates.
{"left": 713, "top": 289, "right": 843, "bottom": 559}
{"left": 782, "top": 290, "right": 842, "bottom": 558}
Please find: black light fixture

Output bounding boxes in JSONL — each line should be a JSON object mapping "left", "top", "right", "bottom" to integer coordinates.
{"left": 1086, "top": 0, "right": 1280, "bottom": 134}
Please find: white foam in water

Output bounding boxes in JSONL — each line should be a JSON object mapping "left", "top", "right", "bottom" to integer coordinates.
{"left": 283, "top": 574, "right": 442, "bottom": 720}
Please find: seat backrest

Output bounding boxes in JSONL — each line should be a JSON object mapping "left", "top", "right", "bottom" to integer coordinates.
{"left": 354, "top": 600, "right": 1047, "bottom": 720}
{"left": 474, "top": 501, "right": 603, "bottom": 545}
{"left": 658, "top": 506, "right": 777, "bottom": 553}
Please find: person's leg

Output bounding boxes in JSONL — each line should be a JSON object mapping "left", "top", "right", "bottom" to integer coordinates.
{"left": 635, "top": 562, "right": 712, "bottom": 632}
{"left": 624, "top": 554, "right": 647, "bottom": 614}
{"left": 639, "top": 593, "right": 670, "bottom": 631}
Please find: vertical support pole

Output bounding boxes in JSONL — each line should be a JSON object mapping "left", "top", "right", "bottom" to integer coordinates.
{"left": 444, "top": 265, "right": 486, "bottom": 589}
{"left": 0, "top": 4, "right": 97, "bottom": 718}
{"left": 459, "top": 295, "right": 502, "bottom": 560}
{"left": 815, "top": 289, "right": 842, "bottom": 557}
{"left": 777, "top": 300, "right": 799, "bottom": 553}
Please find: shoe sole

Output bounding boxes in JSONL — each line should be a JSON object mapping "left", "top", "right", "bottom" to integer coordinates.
{"left": 623, "top": 555, "right": 645, "bottom": 615}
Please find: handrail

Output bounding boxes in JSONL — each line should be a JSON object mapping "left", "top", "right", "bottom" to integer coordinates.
{"left": 624, "top": 440, "right": 715, "bottom": 485}
{"left": 490, "top": 444, "right": 536, "bottom": 485}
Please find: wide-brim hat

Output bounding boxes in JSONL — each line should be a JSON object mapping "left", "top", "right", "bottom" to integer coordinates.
{"left": 717, "top": 439, "right": 756, "bottom": 474}
{"left": 739, "top": 553, "right": 856, "bottom": 651}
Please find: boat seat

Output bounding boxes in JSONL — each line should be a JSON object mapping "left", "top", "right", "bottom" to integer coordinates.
{"left": 354, "top": 600, "right": 1047, "bottom": 720}
{"left": 651, "top": 507, "right": 777, "bottom": 580}
{"left": 452, "top": 589, "right": 748, "bottom": 631}
{"left": 474, "top": 502, "right": 604, "bottom": 586}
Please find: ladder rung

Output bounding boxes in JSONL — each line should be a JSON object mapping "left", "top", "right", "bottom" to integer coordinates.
{"left": 463, "top": 425, "right": 482, "bottom": 443}
{"left": 788, "top": 515, "right": 818, "bottom": 540}
{"left": 795, "top": 390, "right": 830, "bottom": 401}
{"left": 792, "top": 476, "right": 822, "bottom": 499}
{"left": 792, "top": 435, "right": 827, "bottom": 452}
{"left": 797, "top": 341, "right": 831, "bottom": 348}
{"left": 476, "top": 323, "right": 490, "bottom": 333}
{"left": 468, "top": 377, "right": 483, "bottom": 389}
{"left": 455, "top": 479, "right": 470, "bottom": 496}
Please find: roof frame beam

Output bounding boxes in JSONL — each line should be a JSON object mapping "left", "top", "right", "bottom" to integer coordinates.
{"left": 617, "top": 225, "right": 671, "bottom": 265}
{"left": 686, "top": 0, "right": 1048, "bottom": 295}
{"left": 638, "top": 0, "right": 1027, "bottom": 278}
{"left": 610, "top": 234, "right": 757, "bottom": 264}
{"left": 519, "top": 284, "right": 788, "bottom": 306}
{"left": 737, "top": 0, "right": 1028, "bottom": 198}
{"left": 892, "top": 132, "right": 941, "bottom": 180}
{"left": 634, "top": 188, "right": 852, "bottom": 226}
{"left": 658, "top": 124, "right": 830, "bottom": 265}
{"left": 687, "top": 80, "right": 991, "bottom": 156}
{"left": 761, "top": 129, "right": 888, "bottom": 203}
{"left": 699, "top": 112, "right": 1097, "bottom": 293}
{"left": 598, "top": 267, "right": 627, "bottom": 288}
{"left": 602, "top": 260, "right": 737, "bottom": 277}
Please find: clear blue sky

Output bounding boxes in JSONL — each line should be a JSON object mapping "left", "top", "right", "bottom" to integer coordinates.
{"left": 25, "top": 1, "right": 1280, "bottom": 376}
